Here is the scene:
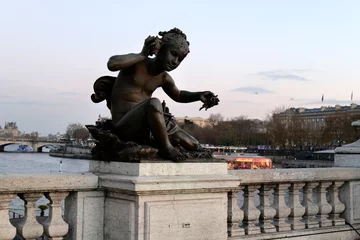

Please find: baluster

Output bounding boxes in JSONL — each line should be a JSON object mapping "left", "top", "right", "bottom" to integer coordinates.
{"left": 272, "top": 183, "right": 291, "bottom": 231}
{"left": 301, "top": 182, "right": 319, "bottom": 228}
{"left": 328, "top": 181, "right": 345, "bottom": 226}
{"left": 227, "top": 189, "right": 245, "bottom": 237}
{"left": 0, "top": 194, "right": 17, "bottom": 240}
{"left": 314, "top": 182, "right": 332, "bottom": 227}
{"left": 42, "top": 192, "right": 69, "bottom": 240}
{"left": 16, "top": 193, "right": 44, "bottom": 239}
{"left": 240, "top": 185, "right": 261, "bottom": 235}
{"left": 287, "top": 183, "right": 305, "bottom": 230}
{"left": 257, "top": 184, "right": 276, "bottom": 233}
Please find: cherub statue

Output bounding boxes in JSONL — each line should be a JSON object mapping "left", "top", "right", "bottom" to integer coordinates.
{"left": 91, "top": 28, "right": 219, "bottom": 161}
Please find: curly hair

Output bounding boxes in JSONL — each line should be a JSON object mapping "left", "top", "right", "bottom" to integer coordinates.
{"left": 158, "top": 28, "right": 190, "bottom": 53}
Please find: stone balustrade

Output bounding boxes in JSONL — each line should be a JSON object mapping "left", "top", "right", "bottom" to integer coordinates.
{"left": 0, "top": 165, "right": 359, "bottom": 239}
{"left": 0, "top": 172, "right": 98, "bottom": 240}
{"left": 227, "top": 168, "right": 360, "bottom": 239}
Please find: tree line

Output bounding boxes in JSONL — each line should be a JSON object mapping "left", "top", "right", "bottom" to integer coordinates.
{"left": 180, "top": 109, "right": 360, "bottom": 151}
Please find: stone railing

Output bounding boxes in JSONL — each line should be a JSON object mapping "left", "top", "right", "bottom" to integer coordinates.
{"left": 227, "top": 168, "right": 360, "bottom": 239}
{"left": 1, "top": 165, "right": 359, "bottom": 240}
{"left": 0, "top": 172, "right": 99, "bottom": 240}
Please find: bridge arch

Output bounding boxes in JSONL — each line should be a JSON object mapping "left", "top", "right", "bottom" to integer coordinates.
{"left": 0, "top": 143, "right": 16, "bottom": 152}
{"left": 37, "top": 144, "right": 57, "bottom": 153}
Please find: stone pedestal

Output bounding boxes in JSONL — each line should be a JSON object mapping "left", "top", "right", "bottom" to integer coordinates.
{"left": 334, "top": 137, "right": 360, "bottom": 225}
{"left": 90, "top": 159, "right": 239, "bottom": 240}
{"left": 334, "top": 139, "right": 360, "bottom": 167}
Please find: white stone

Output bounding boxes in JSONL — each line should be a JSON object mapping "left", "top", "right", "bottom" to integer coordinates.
{"left": 335, "top": 139, "right": 360, "bottom": 154}
{"left": 0, "top": 172, "right": 98, "bottom": 193}
{"left": 334, "top": 138, "right": 360, "bottom": 167}
{"left": 228, "top": 168, "right": 360, "bottom": 183}
{"left": 90, "top": 160, "right": 227, "bottom": 176}
{"left": 334, "top": 154, "right": 360, "bottom": 167}
{"left": 98, "top": 173, "right": 239, "bottom": 193}
{"left": 104, "top": 192, "right": 228, "bottom": 240}
{"left": 64, "top": 191, "right": 105, "bottom": 240}
{"left": 339, "top": 181, "right": 360, "bottom": 225}
{"left": 94, "top": 160, "right": 238, "bottom": 240}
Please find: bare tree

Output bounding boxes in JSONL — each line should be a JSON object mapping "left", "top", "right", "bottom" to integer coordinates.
{"left": 266, "top": 106, "right": 289, "bottom": 150}
{"left": 66, "top": 123, "right": 90, "bottom": 141}
{"left": 208, "top": 113, "right": 224, "bottom": 127}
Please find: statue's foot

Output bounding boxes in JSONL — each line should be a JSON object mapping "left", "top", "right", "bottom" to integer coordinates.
{"left": 160, "top": 146, "right": 187, "bottom": 162}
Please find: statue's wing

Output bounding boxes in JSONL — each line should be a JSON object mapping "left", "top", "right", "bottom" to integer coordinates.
{"left": 91, "top": 76, "right": 116, "bottom": 110}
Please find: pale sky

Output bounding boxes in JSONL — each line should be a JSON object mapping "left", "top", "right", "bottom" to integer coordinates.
{"left": 1, "top": 1, "right": 359, "bottom": 135}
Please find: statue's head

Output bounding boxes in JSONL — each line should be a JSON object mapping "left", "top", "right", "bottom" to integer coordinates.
{"left": 156, "top": 28, "right": 190, "bottom": 72}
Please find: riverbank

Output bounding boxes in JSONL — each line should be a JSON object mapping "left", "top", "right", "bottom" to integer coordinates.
{"left": 49, "top": 152, "right": 93, "bottom": 160}
{"left": 49, "top": 145, "right": 93, "bottom": 160}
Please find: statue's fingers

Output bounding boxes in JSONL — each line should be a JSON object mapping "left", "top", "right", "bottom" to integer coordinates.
{"left": 145, "top": 36, "right": 152, "bottom": 42}
{"left": 145, "top": 36, "right": 156, "bottom": 44}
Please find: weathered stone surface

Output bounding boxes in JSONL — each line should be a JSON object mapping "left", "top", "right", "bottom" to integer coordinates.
{"left": 90, "top": 159, "right": 226, "bottom": 176}
{"left": 228, "top": 168, "right": 360, "bottom": 183}
{"left": 233, "top": 224, "right": 360, "bottom": 239}
{"left": 339, "top": 181, "right": 360, "bottom": 225}
{"left": 98, "top": 174, "right": 239, "bottom": 194}
{"left": 334, "top": 154, "right": 360, "bottom": 167}
{"left": 65, "top": 191, "right": 105, "bottom": 240}
{"left": 335, "top": 139, "right": 360, "bottom": 154}
{"left": 0, "top": 173, "right": 98, "bottom": 193}
{"left": 104, "top": 192, "right": 228, "bottom": 240}
{"left": 93, "top": 160, "right": 237, "bottom": 240}
{"left": 334, "top": 135, "right": 360, "bottom": 167}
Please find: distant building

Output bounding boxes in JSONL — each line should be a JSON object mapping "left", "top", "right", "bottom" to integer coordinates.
{"left": 3, "top": 122, "right": 20, "bottom": 137}
{"left": 275, "top": 103, "right": 360, "bottom": 129}
{"left": 175, "top": 116, "right": 210, "bottom": 128}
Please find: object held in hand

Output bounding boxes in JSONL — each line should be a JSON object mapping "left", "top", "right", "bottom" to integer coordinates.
{"left": 152, "top": 37, "right": 162, "bottom": 55}
{"left": 199, "top": 95, "right": 219, "bottom": 111}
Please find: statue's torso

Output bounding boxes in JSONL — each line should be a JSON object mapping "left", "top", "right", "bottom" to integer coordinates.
{"left": 111, "top": 61, "right": 164, "bottom": 122}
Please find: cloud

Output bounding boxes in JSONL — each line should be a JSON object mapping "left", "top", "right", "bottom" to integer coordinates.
{"left": 256, "top": 70, "right": 310, "bottom": 82}
{"left": 232, "top": 87, "right": 274, "bottom": 94}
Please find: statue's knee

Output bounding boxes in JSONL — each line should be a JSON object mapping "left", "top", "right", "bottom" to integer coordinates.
{"left": 147, "top": 98, "right": 162, "bottom": 112}
{"left": 188, "top": 139, "right": 200, "bottom": 151}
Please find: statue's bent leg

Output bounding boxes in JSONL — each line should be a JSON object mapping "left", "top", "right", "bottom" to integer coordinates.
{"left": 113, "top": 100, "right": 150, "bottom": 144}
{"left": 114, "top": 98, "right": 186, "bottom": 161}
{"left": 172, "top": 129, "right": 199, "bottom": 151}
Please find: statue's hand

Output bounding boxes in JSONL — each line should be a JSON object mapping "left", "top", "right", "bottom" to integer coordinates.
{"left": 199, "top": 91, "right": 220, "bottom": 111}
{"left": 141, "top": 36, "right": 162, "bottom": 57}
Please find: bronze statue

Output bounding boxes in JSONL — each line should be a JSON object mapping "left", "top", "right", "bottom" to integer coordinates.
{"left": 90, "top": 28, "right": 219, "bottom": 161}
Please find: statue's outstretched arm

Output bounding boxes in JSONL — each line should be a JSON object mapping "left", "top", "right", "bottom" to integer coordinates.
{"left": 162, "top": 73, "right": 202, "bottom": 103}
{"left": 162, "top": 73, "right": 220, "bottom": 110}
{"left": 107, "top": 53, "right": 146, "bottom": 71}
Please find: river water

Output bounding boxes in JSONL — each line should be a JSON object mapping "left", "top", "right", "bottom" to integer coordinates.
{"left": 0, "top": 150, "right": 90, "bottom": 218}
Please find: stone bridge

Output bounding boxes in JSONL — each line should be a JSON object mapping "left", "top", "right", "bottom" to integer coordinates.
{"left": 0, "top": 138, "right": 66, "bottom": 152}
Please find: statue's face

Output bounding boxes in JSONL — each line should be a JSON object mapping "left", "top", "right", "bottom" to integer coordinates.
{"left": 157, "top": 43, "right": 189, "bottom": 72}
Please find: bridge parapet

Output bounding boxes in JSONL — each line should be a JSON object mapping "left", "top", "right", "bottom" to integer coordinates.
{"left": 0, "top": 172, "right": 101, "bottom": 240}
{"left": 227, "top": 167, "right": 360, "bottom": 239}
{"left": 1, "top": 165, "right": 359, "bottom": 239}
